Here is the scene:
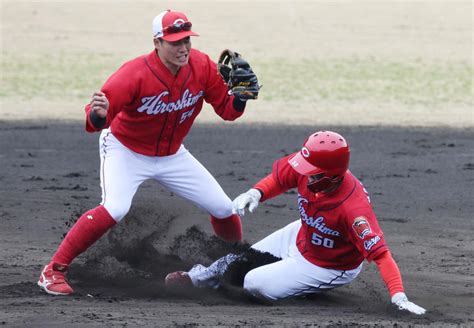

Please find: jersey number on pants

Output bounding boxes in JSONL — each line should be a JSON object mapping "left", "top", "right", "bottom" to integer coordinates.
{"left": 311, "top": 233, "right": 335, "bottom": 249}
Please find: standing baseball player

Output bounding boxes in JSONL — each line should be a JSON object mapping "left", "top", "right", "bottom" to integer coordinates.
{"left": 165, "top": 131, "right": 426, "bottom": 315}
{"left": 38, "top": 9, "right": 260, "bottom": 296}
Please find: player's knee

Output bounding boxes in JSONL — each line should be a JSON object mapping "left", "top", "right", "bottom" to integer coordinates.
{"left": 243, "top": 270, "right": 278, "bottom": 301}
{"left": 208, "top": 205, "right": 233, "bottom": 219}
{"left": 102, "top": 202, "right": 131, "bottom": 222}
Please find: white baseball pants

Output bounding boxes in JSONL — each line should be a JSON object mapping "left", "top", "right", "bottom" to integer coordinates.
{"left": 98, "top": 129, "right": 233, "bottom": 222}
{"left": 188, "top": 219, "right": 363, "bottom": 300}
{"left": 244, "top": 220, "right": 363, "bottom": 300}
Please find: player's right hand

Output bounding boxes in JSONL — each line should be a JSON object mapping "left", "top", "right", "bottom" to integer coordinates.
{"left": 391, "top": 292, "right": 426, "bottom": 315}
{"left": 90, "top": 91, "right": 109, "bottom": 118}
{"left": 232, "top": 188, "right": 261, "bottom": 216}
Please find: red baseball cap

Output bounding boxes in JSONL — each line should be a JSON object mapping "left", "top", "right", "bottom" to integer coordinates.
{"left": 152, "top": 10, "right": 199, "bottom": 42}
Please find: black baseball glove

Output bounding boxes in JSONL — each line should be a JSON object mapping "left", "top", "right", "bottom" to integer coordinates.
{"left": 218, "top": 49, "right": 261, "bottom": 100}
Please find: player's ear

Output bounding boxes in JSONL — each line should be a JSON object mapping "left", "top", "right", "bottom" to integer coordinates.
{"left": 153, "top": 38, "right": 162, "bottom": 49}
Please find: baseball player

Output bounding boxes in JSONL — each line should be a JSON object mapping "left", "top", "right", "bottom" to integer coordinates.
{"left": 165, "top": 131, "right": 426, "bottom": 315}
{"left": 38, "top": 9, "right": 259, "bottom": 296}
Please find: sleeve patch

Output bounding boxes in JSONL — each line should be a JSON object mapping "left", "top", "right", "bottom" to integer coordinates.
{"left": 364, "top": 235, "right": 381, "bottom": 251}
{"left": 352, "top": 216, "right": 371, "bottom": 239}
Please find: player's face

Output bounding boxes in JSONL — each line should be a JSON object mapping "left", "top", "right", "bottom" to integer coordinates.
{"left": 308, "top": 173, "right": 325, "bottom": 184}
{"left": 155, "top": 37, "right": 192, "bottom": 74}
{"left": 307, "top": 172, "right": 342, "bottom": 194}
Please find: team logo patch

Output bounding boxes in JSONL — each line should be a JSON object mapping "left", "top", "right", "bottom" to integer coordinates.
{"left": 352, "top": 216, "right": 371, "bottom": 239}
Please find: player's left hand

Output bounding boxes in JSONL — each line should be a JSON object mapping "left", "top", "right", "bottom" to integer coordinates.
{"left": 391, "top": 292, "right": 426, "bottom": 315}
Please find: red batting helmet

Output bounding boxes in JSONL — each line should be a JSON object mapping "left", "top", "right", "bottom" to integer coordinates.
{"left": 288, "top": 131, "right": 350, "bottom": 193}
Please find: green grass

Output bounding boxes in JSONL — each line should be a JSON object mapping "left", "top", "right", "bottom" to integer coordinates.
{"left": 1, "top": 52, "right": 472, "bottom": 106}
{"left": 254, "top": 57, "right": 472, "bottom": 105}
{"left": 0, "top": 52, "right": 125, "bottom": 100}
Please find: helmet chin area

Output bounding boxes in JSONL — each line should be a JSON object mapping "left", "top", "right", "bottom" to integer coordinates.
{"left": 307, "top": 175, "right": 342, "bottom": 193}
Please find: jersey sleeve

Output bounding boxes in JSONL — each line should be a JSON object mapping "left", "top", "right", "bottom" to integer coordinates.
{"left": 373, "top": 250, "right": 405, "bottom": 297}
{"left": 85, "top": 62, "right": 138, "bottom": 132}
{"left": 344, "top": 207, "right": 389, "bottom": 262}
{"left": 252, "top": 154, "right": 300, "bottom": 202}
{"left": 202, "top": 55, "right": 245, "bottom": 121}
{"left": 272, "top": 154, "right": 300, "bottom": 190}
{"left": 254, "top": 174, "right": 285, "bottom": 202}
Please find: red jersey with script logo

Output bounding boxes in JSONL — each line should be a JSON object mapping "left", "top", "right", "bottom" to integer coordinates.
{"left": 268, "top": 155, "right": 388, "bottom": 270}
{"left": 85, "top": 49, "right": 244, "bottom": 156}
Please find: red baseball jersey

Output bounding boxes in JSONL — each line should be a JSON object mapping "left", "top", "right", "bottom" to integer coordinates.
{"left": 85, "top": 49, "right": 244, "bottom": 156}
{"left": 271, "top": 154, "right": 388, "bottom": 270}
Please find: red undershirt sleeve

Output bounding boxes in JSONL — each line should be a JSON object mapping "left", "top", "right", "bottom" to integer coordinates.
{"left": 373, "top": 250, "right": 405, "bottom": 297}
{"left": 254, "top": 174, "right": 286, "bottom": 202}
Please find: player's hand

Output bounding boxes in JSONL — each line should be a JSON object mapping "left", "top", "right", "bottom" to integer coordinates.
{"left": 391, "top": 292, "right": 426, "bottom": 315}
{"left": 232, "top": 188, "right": 261, "bottom": 216}
{"left": 90, "top": 91, "right": 109, "bottom": 118}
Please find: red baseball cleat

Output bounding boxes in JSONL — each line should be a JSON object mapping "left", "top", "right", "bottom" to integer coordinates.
{"left": 164, "top": 271, "right": 192, "bottom": 287}
{"left": 37, "top": 263, "right": 74, "bottom": 295}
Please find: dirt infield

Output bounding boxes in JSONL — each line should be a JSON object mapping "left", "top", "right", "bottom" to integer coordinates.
{"left": 0, "top": 122, "right": 473, "bottom": 327}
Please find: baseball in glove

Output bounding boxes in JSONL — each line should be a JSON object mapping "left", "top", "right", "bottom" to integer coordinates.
{"left": 218, "top": 49, "right": 261, "bottom": 100}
